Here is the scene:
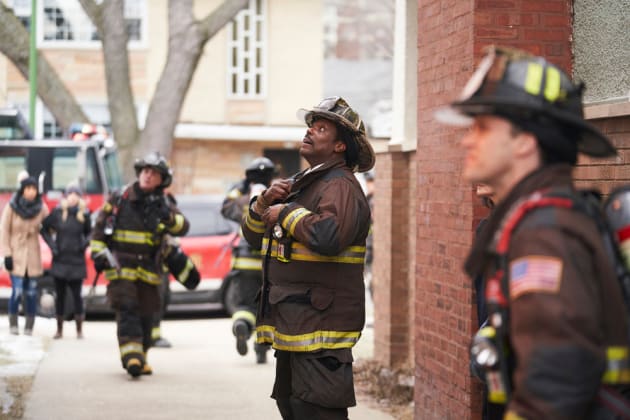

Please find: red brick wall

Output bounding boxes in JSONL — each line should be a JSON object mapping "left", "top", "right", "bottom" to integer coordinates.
{"left": 414, "top": 1, "right": 573, "bottom": 418}
{"left": 373, "top": 150, "right": 415, "bottom": 367}
{"left": 574, "top": 116, "right": 630, "bottom": 193}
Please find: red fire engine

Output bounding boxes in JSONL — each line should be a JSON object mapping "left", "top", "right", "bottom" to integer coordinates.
{"left": 0, "top": 134, "right": 123, "bottom": 315}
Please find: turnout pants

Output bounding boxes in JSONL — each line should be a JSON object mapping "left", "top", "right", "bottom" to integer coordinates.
{"left": 107, "top": 280, "right": 160, "bottom": 368}
{"left": 272, "top": 349, "right": 356, "bottom": 420}
{"left": 227, "top": 269, "right": 262, "bottom": 329}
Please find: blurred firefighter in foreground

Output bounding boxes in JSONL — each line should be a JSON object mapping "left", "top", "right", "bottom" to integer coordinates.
{"left": 242, "top": 96, "right": 374, "bottom": 419}
{"left": 90, "top": 152, "right": 190, "bottom": 378}
{"left": 437, "top": 46, "right": 630, "bottom": 418}
{"left": 221, "top": 157, "right": 275, "bottom": 364}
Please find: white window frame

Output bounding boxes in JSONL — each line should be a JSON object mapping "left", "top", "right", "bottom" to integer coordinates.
{"left": 227, "top": 0, "right": 267, "bottom": 99}
{"left": 9, "top": 0, "right": 148, "bottom": 50}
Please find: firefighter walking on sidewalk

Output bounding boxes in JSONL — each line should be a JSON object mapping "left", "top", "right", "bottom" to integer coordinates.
{"left": 90, "top": 152, "right": 189, "bottom": 378}
{"left": 221, "top": 157, "right": 275, "bottom": 364}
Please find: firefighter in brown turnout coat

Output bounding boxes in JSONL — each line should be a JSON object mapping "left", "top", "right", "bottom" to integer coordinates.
{"left": 437, "top": 46, "right": 630, "bottom": 419}
{"left": 221, "top": 157, "right": 275, "bottom": 364}
{"left": 90, "top": 152, "right": 189, "bottom": 378}
{"left": 242, "top": 97, "right": 374, "bottom": 419}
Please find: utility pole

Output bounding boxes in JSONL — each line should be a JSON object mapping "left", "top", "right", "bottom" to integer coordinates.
{"left": 29, "top": 0, "right": 37, "bottom": 133}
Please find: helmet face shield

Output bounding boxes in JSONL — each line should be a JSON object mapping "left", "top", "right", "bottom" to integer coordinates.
{"left": 435, "top": 45, "right": 616, "bottom": 158}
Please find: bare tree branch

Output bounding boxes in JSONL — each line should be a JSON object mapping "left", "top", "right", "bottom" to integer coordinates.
{"left": 77, "top": 0, "right": 104, "bottom": 37}
{"left": 98, "top": 0, "right": 139, "bottom": 174}
{"left": 0, "top": 3, "right": 89, "bottom": 131}
{"left": 198, "top": 0, "right": 249, "bottom": 41}
{"left": 136, "top": 0, "right": 248, "bottom": 158}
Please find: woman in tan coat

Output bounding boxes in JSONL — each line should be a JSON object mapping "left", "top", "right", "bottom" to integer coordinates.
{"left": 1, "top": 176, "right": 49, "bottom": 335}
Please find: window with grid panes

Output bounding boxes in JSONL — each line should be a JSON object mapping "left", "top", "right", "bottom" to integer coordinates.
{"left": 43, "top": 121, "right": 63, "bottom": 139}
{"left": 228, "top": 0, "right": 266, "bottom": 98}
{"left": 9, "top": 0, "right": 145, "bottom": 44}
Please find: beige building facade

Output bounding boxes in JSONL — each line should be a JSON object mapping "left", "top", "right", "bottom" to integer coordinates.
{"left": 0, "top": 0, "right": 323, "bottom": 194}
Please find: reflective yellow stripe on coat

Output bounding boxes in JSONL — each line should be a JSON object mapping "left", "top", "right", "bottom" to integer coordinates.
{"left": 232, "top": 257, "right": 263, "bottom": 271}
{"left": 256, "top": 325, "right": 361, "bottom": 352}
{"left": 112, "top": 230, "right": 159, "bottom": 246}
{"left": 261, "top": 238, "right": 365, "bottom": 264}
{"left": 602, "top": 346, "right": 630, "bottom": 384}
{"left": 104, "top": 266, "right": 162, "bottom": 285}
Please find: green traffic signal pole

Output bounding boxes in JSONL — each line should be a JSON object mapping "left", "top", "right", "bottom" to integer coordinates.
{"left": 29, "top": 0, "right": 37, "bottom": 133}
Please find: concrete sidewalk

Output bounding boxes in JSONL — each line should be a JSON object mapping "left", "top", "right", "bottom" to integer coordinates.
{"left": 5, "top": 314, "right": 393, "bottom": 420}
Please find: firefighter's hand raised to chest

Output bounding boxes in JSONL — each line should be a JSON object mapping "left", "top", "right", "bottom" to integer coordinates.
{"left": 262, "top": 179, "right": 292, "bottom": 205}
{"left": 262, "top": 204, "right": 285, "bottom": 226}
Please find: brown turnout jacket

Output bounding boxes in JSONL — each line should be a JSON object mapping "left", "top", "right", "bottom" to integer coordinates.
{"left": 90, "top": 183, "right": 189, "bottom": 286}
{"left": 242, "top": 158, "right": 371, "bottom": 352}
{"left": 466, "top": 164, "right": 630, "bottom": 419}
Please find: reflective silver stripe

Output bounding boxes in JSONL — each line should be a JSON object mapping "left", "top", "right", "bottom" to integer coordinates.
{"left": 281, "top": 207, "right": 311, "bottom": 236}
{"left": 177, "top": 258, "right": 195, "bottom": 283}
{"left": 245, "top": 208, "right": 266, "bottom": 233}
{"left": 255, "top": 325, "right": 361, "bottom": 352}
{"left": 261, "top": 238, "right": 365, "bottom": 264}
{"left": 232, "top": 310, "right": 256, "bottom": 326}
{"left": 120, "top": 342, "right": 143, "bottom": 357}
{"left": 169, "top": 214, "right": 186, "bottom": 233}
{"left": 112, "top": 230, "right": 157, "bottom": 245}
{"left": 603, "top": 346, "right": 630, "bottom": 384}
{"left": 105, "top": 267, "right": 161, "bottom": 285}
{"left": 232, "top": 257, "right": 262, "bottom": 271}
{"left": 90, "top": 240, "right": 107, "bottom": 253}
{"left": 227, "top": 189, "right": 242, "bottom": 200}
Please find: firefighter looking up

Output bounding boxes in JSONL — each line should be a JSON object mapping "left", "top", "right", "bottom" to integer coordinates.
{"left": 90, "top": 152, "right": 189, "bottom": 378}
{"left": 437, "top": 46, "right": 630, "bottom": 418}
{"left": 221, "top": 157, "right": 275, "bottom": 364}
{"left": 242, "top": 96, "right": 374, "bottom": 419}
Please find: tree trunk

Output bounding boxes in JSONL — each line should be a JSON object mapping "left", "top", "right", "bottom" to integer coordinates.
{"left": 0, "top": 4, "right": 89, "bottom": 132}
{"left": 136, "top": 0, "right": 249, "bottom": 159}
{"left": 99, "top": 0, "right": 140, "bottom": 181}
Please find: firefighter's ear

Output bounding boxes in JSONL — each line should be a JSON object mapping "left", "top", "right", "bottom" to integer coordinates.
{"left": 334, "top": 140, "right": 346, "bottom": 153}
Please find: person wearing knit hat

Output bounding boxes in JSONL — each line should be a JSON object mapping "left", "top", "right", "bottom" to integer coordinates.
{"left": 41, "top": 182, "right": 91, "bottom": 339}
{"left": 64, "top": 183, "right": 83, "bottom": 197}
{"left": 1, "top": 172, "right": 49, "bottom": 335}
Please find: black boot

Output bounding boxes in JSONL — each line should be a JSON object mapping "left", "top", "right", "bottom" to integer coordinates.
{"left": 254, "top": 342, "right": 269, "bottom": 364}
{"left": 75, "top": 315, "right": 83, "bottom": 339}
{"left": 233, "top": 319, "right": 250, "bottom": 356}
{"left": 24, "top": 316, "right": 35, "bottom": 336}
{"left": 54, "top": 316, "right": 63, "bottom": 339}
{"left": 9, "top": 315, "right": 18, "bottom": 335}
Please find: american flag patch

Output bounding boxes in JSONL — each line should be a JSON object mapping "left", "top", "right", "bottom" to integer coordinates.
{"left": 509, "top": 256, "right": 563, "bottom": 299}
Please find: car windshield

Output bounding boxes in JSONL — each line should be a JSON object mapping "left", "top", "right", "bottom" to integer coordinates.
{"left": 178, "top": 199, "right": 238, "bottom": 237}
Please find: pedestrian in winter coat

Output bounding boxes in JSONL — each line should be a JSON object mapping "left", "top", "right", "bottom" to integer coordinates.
{"left": 242, "top": 96, "right": 374, "bottom": 419}
{"left": 41, "top": 183, "right": 91, "bottom": 339}
{"left": 0, "top": 175, "right": 49, "bottom": 335}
